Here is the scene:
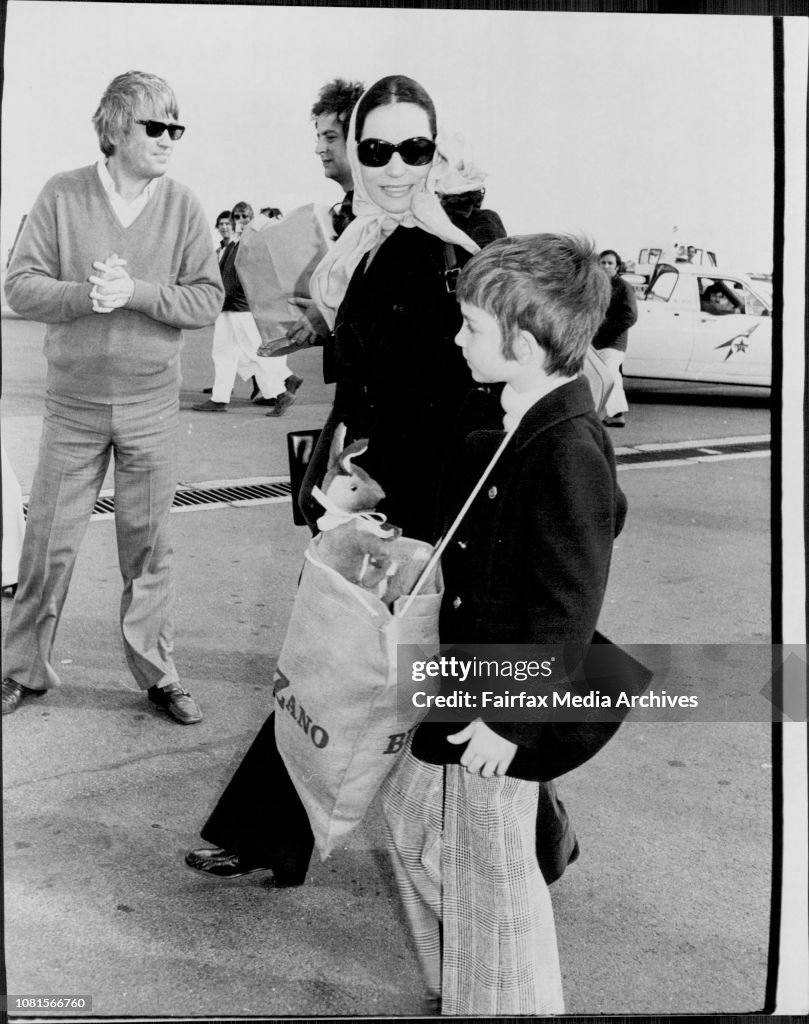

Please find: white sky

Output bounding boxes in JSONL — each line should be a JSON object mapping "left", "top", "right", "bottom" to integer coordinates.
{"left": 0, "top": 3, "right": 782, "bottom": 272}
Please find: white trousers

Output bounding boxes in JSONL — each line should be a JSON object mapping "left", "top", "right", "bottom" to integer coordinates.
{"left": 211, "top": 311, "right": 289, "bottom": 403}
{"left": 598, "top": 347, "right": 629, "bottom": 416}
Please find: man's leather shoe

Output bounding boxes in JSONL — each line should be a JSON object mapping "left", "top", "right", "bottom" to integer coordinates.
{"left": 147, "top": 682, "right": 203, "bottom": 725}
{"left": 603, "top": 413, "right": 626, "bottom": 428}
{"left": 2, "top": 678, "right": 46, "bottom": 715}
{"left": 266, "top": 375, "right": 303, "bottom": 417}
{"left": 192, "top": 400, "right": 227, "bottom": 413}
{"left": 185, "top": 847, "right": 305, "bottom": 886}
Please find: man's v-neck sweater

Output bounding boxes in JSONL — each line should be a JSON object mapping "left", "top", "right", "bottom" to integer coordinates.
{"left": 5, "top": 164, "right": 223, "bottom": 402}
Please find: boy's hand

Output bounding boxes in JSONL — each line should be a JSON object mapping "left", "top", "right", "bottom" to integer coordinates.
{"left": 447, "top": 718, "right": 517, "bottom": 777}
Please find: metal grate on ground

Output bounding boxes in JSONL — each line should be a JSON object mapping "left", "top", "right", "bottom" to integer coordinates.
{"left": 23, "top": 478, "right": 293, "bottom": 521}
{"left": 22, "top": 437, "right": 770, "bottom": 519}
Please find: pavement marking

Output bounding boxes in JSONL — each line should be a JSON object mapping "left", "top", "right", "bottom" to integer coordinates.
{"left": 618, "top": 450, "right": 770, "bottom": 472}
{"left": 614, "top": 435, "right": 770, "bottom": 471}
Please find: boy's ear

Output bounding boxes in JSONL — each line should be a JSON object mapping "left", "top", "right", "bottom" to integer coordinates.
{"left": 515, "top": 329, "right": 543, "bottom": 366}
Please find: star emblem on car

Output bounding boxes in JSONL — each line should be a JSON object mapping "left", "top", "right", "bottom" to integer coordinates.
{"left": 714, "top": 323, "right": 759, "bottom": 362}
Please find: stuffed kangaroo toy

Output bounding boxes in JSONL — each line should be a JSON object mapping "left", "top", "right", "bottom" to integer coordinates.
{"left": 311, "top": 425, "right": 435, "bottom": 608}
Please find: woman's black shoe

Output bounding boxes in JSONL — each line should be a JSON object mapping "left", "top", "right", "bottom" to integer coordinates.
{"left": 185, "top": 847, "right": 264, "bottom": 878}
{"left": 185, "top": 846, "right": 305, "bottom": 886}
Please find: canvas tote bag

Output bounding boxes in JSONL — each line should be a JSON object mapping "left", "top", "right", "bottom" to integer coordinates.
{"left": 274, "top": 429, "right": 516, "bottom": 859}
{"left": 273, "top": 539, "right": 443, "bottom": 859}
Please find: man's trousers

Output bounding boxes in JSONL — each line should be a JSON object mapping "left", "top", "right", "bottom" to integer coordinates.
{"left": 2, "top": 391, "right": 180, "bottom": 691}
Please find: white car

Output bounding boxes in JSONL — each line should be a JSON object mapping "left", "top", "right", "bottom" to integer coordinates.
{"left": 622, "top": 263, "right": 772, "bottom": 386}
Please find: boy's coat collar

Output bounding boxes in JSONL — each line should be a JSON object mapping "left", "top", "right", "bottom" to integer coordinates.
{"left": 468, "top": 377, "right": 595, "bottom": 453}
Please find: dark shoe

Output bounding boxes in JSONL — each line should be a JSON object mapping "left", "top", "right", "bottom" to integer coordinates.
{"left": 422, "top": 994, "right": 442, "bottom": 1015}
{"left": 185, "top": 847, "right": 306, "bottom": 886}
{"left": 2, "top": 678, "right": 46, "bottom": 715}
{"left": 147, "top": 682, "right": 203, "bottom": 725}
{"left": 252, "top": 396, "right": 277, "bottom": 407}
{"left": 192, "top": 400, "right": 228, "bottom": 413}
{"left": 267, "top": 376, "right": 303, "bottom": 418}
{"left": 185, "top": 847, "right": 265, "bottom": 878}
{"left": 202, "top": 386, "right": 213, "bottom": 394}
{"left": 604, "top": 413, "right": 626, "bottom": 428}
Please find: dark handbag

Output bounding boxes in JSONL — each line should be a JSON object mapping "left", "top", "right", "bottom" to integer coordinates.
{"left": 286, "top": 429, "right": 322, "bottom": 527}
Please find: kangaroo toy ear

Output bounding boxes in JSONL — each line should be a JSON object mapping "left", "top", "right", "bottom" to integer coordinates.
{"left": 339, "top": 438, "right": 370, "bottom": 475}
{"left": 327, "top": 422, "right": 348, "bottom": 467}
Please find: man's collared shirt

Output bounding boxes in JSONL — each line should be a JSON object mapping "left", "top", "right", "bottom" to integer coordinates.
{"left": 96, "top": 159, "right": 157, "bottom": 228}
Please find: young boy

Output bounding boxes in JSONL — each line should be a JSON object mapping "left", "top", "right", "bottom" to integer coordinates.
{"left": 380, "top": 234, "right": 626, "bottom": 1016}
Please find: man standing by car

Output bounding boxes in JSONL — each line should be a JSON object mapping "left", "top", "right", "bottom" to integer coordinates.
{"left": 1, "top": 70, "right": 223, "bottom": 721}
{"left": 593, "top": 248, "right": 638, "bottom": 428}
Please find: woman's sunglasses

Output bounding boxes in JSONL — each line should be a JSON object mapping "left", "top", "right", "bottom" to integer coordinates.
{"left": 136, "top": 119, "right": 186, "bottom": 141}
{"left": 357, "top": 136, "right": 436, "bottom": 168}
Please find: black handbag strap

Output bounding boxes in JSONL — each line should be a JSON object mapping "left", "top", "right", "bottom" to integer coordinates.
{"left": 442, "top": 241, "right": 460, "bottom": 294}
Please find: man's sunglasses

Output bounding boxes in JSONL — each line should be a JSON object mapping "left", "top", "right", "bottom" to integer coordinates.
{"left": 136, "top": 119, "right": 186, "bottom": 141}
{"left": 357, "top": 136, "right": 436, "bottom": 168}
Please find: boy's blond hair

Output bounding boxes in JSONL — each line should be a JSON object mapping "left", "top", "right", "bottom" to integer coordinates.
{"left": 457, "top": 234, "right": 610, "bottom": 376}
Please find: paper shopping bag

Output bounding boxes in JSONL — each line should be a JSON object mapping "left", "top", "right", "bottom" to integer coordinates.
{"left": 235, "top": 204, "right": 332, "bottom": 352}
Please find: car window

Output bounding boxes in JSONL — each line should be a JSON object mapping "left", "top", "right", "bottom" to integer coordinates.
{"left": 648, "top": 267, "right": 678, "bottom": 302}
{"left": 741, "top": 288, "right": 769, "bottom": 316}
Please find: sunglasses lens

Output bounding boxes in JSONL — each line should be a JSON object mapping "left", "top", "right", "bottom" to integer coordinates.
{"left": 399, "top": 138, "right": 436, "bottom": 166}
{"left": 139, "top": 120, "right": 185, "bottom": 140}
{"left": 357, "top": 137, "right": 435, "bottom": 167}
{"left": 357, "top": 139, "right": 393, "bottom": 167}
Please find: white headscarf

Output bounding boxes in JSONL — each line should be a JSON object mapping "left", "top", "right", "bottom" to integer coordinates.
{"left": 309, "top": 81, "right": 480, "bottom": 329}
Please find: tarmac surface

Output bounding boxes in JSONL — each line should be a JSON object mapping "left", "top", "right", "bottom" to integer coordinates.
{"left": 1, "top": 322, "right": 775, "bottom": 1018}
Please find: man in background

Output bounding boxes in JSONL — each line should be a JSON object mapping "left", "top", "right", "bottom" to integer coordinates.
{"left": 193, "top": 202, "right": 301, "bottom": 415}
{"left": 215, "top": 209, "right": 234, "bottom": 255}
{"left": 592, "top": 248, "right": 638, "bottom": 428}
{"left": 285, "top": 78, "right": 365, "bottom": 349}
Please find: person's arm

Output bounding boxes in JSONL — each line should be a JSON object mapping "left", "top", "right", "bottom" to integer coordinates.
{"left": 122, "top": 198, "right": 224, "bottom": 329}
{"left": 593, "top": 279, "right": 638, "bottom": 347}
{"left": 284, "top": 297, "right": 331, "bottom": 347}
{"left": 614, "top": 277, "right": 638, "bottom": 330}
{"left": 519, "top": 434, "right": 617, "bottom": 644}
{"left": 485, "top": 435, "right": 622, "bottom": 770}
{"left": 4, "top": 182, "right": 96, "bottom": 323}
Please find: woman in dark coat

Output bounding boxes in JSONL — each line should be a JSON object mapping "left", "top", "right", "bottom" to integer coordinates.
{"left": 301, "top": 76, "right": 502, "bottom": 541}
{"left": 184, "top": 78, "right": 583, "bottom": 888}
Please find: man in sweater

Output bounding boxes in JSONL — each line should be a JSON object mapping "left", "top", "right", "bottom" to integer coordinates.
{"left": 1, "top": 70, "right": 223, "bottom": 722}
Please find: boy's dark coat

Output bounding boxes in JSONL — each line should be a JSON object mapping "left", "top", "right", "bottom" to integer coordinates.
{"left": 412, "top": 376, "right": 631, "bottom": 782}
